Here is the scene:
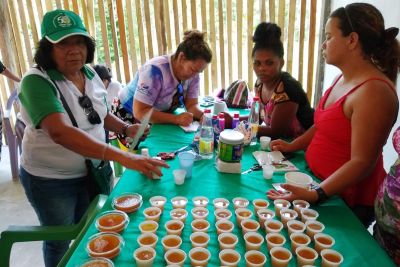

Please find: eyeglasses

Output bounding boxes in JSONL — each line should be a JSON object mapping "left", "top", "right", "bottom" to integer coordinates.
{"left": 343, "top": 7, "right": 355, "bottom": 33}
{"left": 177, "top": 83, "right": 186, "bottom": 108}
{"left": 78, "top": 95, "right": 101, "bottom": 124}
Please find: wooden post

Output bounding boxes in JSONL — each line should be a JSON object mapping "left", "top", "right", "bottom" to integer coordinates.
{"left": 116, "top": 0, "right": 130, "bottom": 83}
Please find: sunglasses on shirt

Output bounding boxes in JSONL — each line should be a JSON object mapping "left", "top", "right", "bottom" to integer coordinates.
{"left": 78, "top": 95, "right": 101, "bottom": 124}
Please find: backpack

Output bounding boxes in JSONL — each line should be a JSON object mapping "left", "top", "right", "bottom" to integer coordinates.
{"left": 223, "top": 80, "right": 250, "bottom": 109}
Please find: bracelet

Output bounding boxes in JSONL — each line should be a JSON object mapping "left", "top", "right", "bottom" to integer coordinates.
{"left": 121, "top": 123, "right": 130, "bottom": 136}
{"left": 101, "top": 144, "right": 109, "bottom": 161}
{"left": 312, "top": 185, "right": 329, "bottom": 204}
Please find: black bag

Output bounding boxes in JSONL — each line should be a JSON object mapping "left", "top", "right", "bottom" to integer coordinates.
{"left": 85, "top": 159, "right": 113, "bottom": 200}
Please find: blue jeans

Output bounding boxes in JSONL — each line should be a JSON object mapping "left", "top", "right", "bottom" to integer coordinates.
{"left": 20, "top": 167, "right": 90, "bottom": 267}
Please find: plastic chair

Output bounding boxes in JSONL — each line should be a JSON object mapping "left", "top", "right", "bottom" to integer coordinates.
{"left": 0, "top": 194, "right": 107, "bottom": 267}
{"left": 2, "top": 89, "right": 25, "bottom": 180}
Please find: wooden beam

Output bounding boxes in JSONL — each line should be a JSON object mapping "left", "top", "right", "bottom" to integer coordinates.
{"left": 237, "top": 0, "right": 243, "bottom": 79}
{"left": 163, "top": 0, "right": 172, "bottom": 53}
{"left": 181, "top": 0, "right": 187, "bottom": 31}
{"left": 126, "top": 0, "right": 139, "bottom": 75}
{"left": 218, "top": 0, "right": 225, "bottom": 88}
{"left": 173, "top": 0, "right": 181, "bottom": 47}
{"left": 201, "top": 0, "right": 210, "bottom": 94}
{"left": 306, "top": 0, "right": 317, "bottom": 101}
{"left": 116, "top": 0, "right": 130, "bottom": 83}
{"left": 191, "top": 0, "right": 197, "bottom": 29}
{"left": 226, "top": 0, "right": 233, "bottom": 83}
{"left": 143, "top": 0, "right": 153, "bottom": 59}
{"left": 298, "top": 0, "right": 306, "bottom": 84}
{"left": 286, "top": 0, "right": 296, "bottom": 73}
{"left": 209, "top": 0, "right": 218, "bottom": 91}
{"left": 107, "top": 0, "right": 122, "bottom": 81}
{"left": 135, "top": 0, "right": 146, "bottom": 64}
{"left": 98, "top": 0, "right": 111, "bottom": 67}
{"left": 17, "top": 0, "right": 33, "bottom": 66}
{"left": 269, "top": 0, "right": 275, "bottom": 22}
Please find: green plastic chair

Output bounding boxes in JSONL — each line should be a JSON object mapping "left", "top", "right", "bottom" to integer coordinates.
{"left": 0, "top": 194, "right": 107, "bottom": 267}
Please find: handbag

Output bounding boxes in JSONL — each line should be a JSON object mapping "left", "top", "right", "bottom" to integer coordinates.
{"left": 51, "top": 78, "right": 113, "bottom": 199}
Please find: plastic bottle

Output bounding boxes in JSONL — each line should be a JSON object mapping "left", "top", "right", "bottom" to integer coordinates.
{"left": 232, "top": 112, "right": 240, "bottom": 129}
{"left": 218, "top": 113, "right": 225, "bottom": 131}
{"left": 212, "top": 114, "right": 220, "bottom": 146}
{"left": 199, "top": 109, "right": 214, "bottom": 159}
{"left": 248, "top": 96, "right": 260, "bottom": 146}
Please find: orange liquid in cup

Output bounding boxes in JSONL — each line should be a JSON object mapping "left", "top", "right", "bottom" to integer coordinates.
{"left": 247, "top": 254, "right": 264, "bottom": 264}
{"left": 268, "top": 235, "right": 284, "bottom": 244}
{"left": 243, "top": 221, "right": 258, "bottom": 230}
{"left": 238, "top": 211, "right": 251, "bottom": 217}
{"left": 273, "top": 250, "right": 290, "bottom": 260}
{"left": 221, "top": 252, "right": 239, "bottom": 263}
{"left": 88, "top": 235, "right": 120, "bottom": 259}
{"left": 98, "top": 214, "right": 125, "bottom": 227}
{"left": 298, "top": 249, "right": 315, "bottom": 259}
{"left": 293, "top": 236, "right": 308, "bottom": 244}
{"left": 192, "top": 251, "right": 208, "bottom": 261}
{"left": 290, "top": 223, "right": 303, "bottom": 230}
{"left": 82, "top": 260, "right": 112, "bottom": 267}
{"left": 168, "top": 222, "right": 182, "bottom": 230}
{"left": 267, "top": 222, "right": 281, "bottom": 230}
{"left": 145, "top": 209, "right": 160, "bottom": 216}
{"left": 193, "top": 235, "right": 208, "bottom": 244}
{"left": 247, "top": 235, "right": 262, "bottom": 244}
{"left": 218, "top": 222, "right": 232, "bottom": 231}
{"left": 254, "top": 201, "right": 268, "bottom": 207}
{"left": 136, "top": 250, "right": 154, "bottom": 260}
{"left": 216, "top": 210, "right": 230, "bottom": 218}
{"left": 167, "top": 251, "right": 185, "bottom": 263}
{"left": 317, "top": 236, "right": 333, "bottom": 245}
{"left": 193, "top": 221, "right": 208, "bottom": 230}
{"left": 164, "top": 237, "right": 180, "bottom": 247}
{"left": 139, "top": 236, "right": 155, "bottom": 246}
{"left": 308, "top": 223, "right": 322, "bottom": 230}
{"left": 324, "top": 253, "right": 341, "bottom": 263}
{"left": 221, "top": 236, "right": 236, "bottom": 245}
{"left": 295, "top": 203, "right": 307, "bottom": 209}
{"left": 140, "top": 222, "right": 157, "bottom": 232}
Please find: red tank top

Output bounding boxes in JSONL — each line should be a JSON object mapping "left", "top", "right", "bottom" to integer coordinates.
{"left": 305, "top": 76, "right": 396, "bottom": 207}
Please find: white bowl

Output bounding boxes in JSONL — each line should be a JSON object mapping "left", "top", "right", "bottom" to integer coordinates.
{"left": 285, "top": 172, "right": 313, "bottom": 188}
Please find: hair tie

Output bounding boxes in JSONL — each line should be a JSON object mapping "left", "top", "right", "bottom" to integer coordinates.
{"left": 383, "top": 27, "right": 399, "bottom": 41}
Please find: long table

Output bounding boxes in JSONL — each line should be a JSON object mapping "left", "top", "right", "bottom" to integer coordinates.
{"left": 65, "top": 124, "right": 395, "bottom": 266}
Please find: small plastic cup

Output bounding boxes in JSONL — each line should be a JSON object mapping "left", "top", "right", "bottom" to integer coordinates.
{"left": 191, "top": 219, "right": 210, "bottom": 233}
{"left": 285, "top": 172, "right": 313, "bottom": 188}
{"left": 190, "top": 232, "right": 210, "bottom": 248}
{"left": 287, "top": 219, "right": 306, "bottom": 235}
{"left": 219, "top": 249, "right": 241, "bottom": 266}
{"left": 189, "top": 247, "right": 211, "bottom": 266}
{"left": 265, "top": 232, "right": 286, "bottom": 250}
{"left": 260, "top": 136, "right": 271, "bottom": 150}
{"left": 252, "top": 199, "right": 269, "bottom": 213}
{"left": 264, "top": 219, "right": 283, "bottom": 234}
{"left": 161, "top": 234, "right": 182, "bottom": 252}
{"left": 137, "top": 232, "right": 158, "bottom": 248}
{"left": 245, "top": 250, "right": 267, "bottom": 267}
{"left": 305, "top": 220, "right": 325, "bottom": 239}
{"left": 191, "top": 207, "right": 209, "bottom": 220}
{"left": 215, "top": 219, "right": 234, "bottom": 235}
{"left": 86, "top": 232, "right": 124, "bottom": 259}
{"left": 301, "top": 208, "right": 319, "bottom": 222}
{"left": 143, "top": 206, "right": 162, "bottom": 222}
{"left": 296, "top": 246, "right": 318, "bottom": 267}
{"left": 192, "top": 196, "right": 209, "bottom": 207}
{"left": 270, "top": 247, "right": 292, "bottom": 267}
{"left": 314, "top": 233, "right": 336, "bottom": 254}
{"left": 243, "top": 232, "right": 264, "bottom": 251}
{"left": 149, "top": 196, "right": 167, "bottom": 212}
{"left": 213, "top": 198, "right": 230, "bottom": 209}
{"left": 133, "top": 246, "right": 156, "bottom": 267}
{"left": 218, "top": 232, "right": 238, "bottom": 250}
{"left": 178, "top": 151, "right": 195, "bottom": 178}
{"left": 112, "top": 193, "right": 142, "bottom": 213}
{"left": 214, "top": 208, "right": 232, "bottom": 221}
{"left": 173, "top": 169, "right": 186, "bottom": 185}
{"left": 138, "top": 220, "right": 158, "bottom": 234}
{"left": 171, "top": 196, "right": 188, "bottom": 209}
{"left": 279, "top": 208, "right": 298, "bottom": 227}
{"left": 262, "top": 164, "right": 274, "bottom": 179}
{"left": 95, "top": 210, "right": 129, "bottom": 233}
{"left": 164, "top": 248, "right": 186, "bottom": 266}
{"left": 273, "top": 199, "right": 291, "bottom": 218}
{"left": 235, "top": 208, "right": 253, "bottom": 227}
{"left": 321, "top": 249, "right": 344, "bottom": 267}
{"left": 240, "top": 219, "right": 260, "bottom": 235}
{"left": 79, "top": 258, "right": 114, "bottom": 267}
{"left": 170, "top": 208, "right": 188, "bottom": 222}
{"left": 292, "top": 199, "right": 310, "bottom": 214}
{"left": 165, "top": 219, "right": 184, "bottom": 236}
{"left": 257, "top": 208, "right": 275, "bottom": 228}
{"left": 289, "top": 232, "right": 311, "bottom": 252}
{"left": 232, "top": 197, "right": 249, "bottom": 209}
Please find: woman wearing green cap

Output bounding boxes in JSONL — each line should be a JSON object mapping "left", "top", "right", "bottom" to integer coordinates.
{"left": 18, "top": 9, "right": 168, "bottom": 266}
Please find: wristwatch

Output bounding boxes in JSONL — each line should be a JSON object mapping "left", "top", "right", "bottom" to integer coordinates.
{"left": 312, "top": 185, "right": 328, "bottom": 204}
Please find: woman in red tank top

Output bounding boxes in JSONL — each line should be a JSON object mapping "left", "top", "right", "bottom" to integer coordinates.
{"left": 267, "top": 3, "right": 399, "bottom": 228}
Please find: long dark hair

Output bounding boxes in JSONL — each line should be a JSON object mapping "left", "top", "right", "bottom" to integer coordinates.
{"left": 34, "top": 37, "right": 96, "bottom": 70}
{"left": 330, "top": 3, "right": 400, "bottom": 83}
{"left": 252, "top": 22, "right": 284, "bottom": 58}
{"left": 174, "top": 30, "right": 212, "bottom": 63}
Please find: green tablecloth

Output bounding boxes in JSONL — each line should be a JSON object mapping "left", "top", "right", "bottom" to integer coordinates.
{"left": 66, "top": 124, "right": 395, "bottom": 266}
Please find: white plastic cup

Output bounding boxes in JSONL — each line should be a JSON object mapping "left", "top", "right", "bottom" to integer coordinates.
{"left": 262, "top": 164, "right": 274, "bottom": 179}
{"left": 173, "top": 169, "right": 186, "bottom": 185}
{"left": 289, "top": 232, "right": 311, "bottom": 253}
{"left": 314, "top": 233, "right": 336, "bottom": 254}
{"left": 270, "top": 247, "right": 292, "bottom": 267}
{"left": 190, "top": 232, "right": 210, "bottom": 248}
{"left": 161, "top": 234, "right": 182, "bottom": 252}
{"left": 296, "top": 246, "right": 318, "bottom": 266}
{"left": 321, "top": 249, "right": 344, "bottom": 267}
{"left": 178, "top": 152, "right": 195, "bottom": 178}
{"left": 243, "top": 232, "right": 264, "bottom": 251}
{"left": 260, "top": 136, "right": 271, "bottom": 150}
{"left": 189, "top": 247, "right": 211, "bottom": 266}
{"left": 265, "top": 232, "right": 286, "bottom": 250}
{"left": 245, "top": 250, "right": 267, "bottom": 267}
{"left": 164, "top": 248, "right": 186, "bottom": 266}
{"left": 218, "top": 232, "right": 238, "bottom": 250}
{"left": 133, "top": 246, "right": 156, "bottom": 267}
{"left": 219, "top": 249, "right": 241, "bottom": 266}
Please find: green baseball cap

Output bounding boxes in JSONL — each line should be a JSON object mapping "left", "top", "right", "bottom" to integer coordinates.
{"left": 41, "top": 9, "right": 90, "bottom": 43}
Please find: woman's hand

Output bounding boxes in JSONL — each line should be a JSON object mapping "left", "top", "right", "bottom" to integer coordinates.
{"left": 121, "top": 153, "right": 170, "bottom": 179}
{"left": 126, "top": 124, "right": 151, "bottom": 141}
{"left": 270, "top": 139, "right": 293, "bottom": 152}
{"left": 266, "top": 184, "right": 318, "bottom": 203}
{"left": 176, "top": 112, "right": 194, "bottom": 126}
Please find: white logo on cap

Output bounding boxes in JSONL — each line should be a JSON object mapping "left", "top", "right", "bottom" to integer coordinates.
{"left": 54, "top": 14, "right": 75, "bottom": 28}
